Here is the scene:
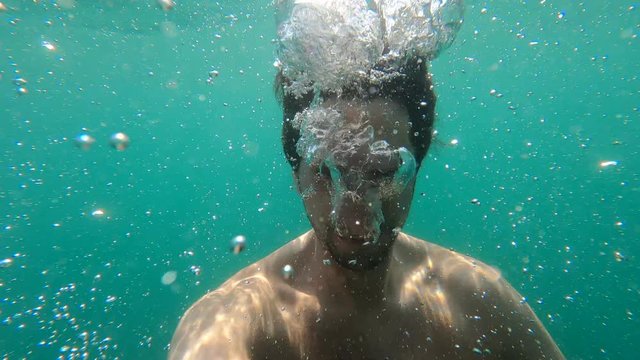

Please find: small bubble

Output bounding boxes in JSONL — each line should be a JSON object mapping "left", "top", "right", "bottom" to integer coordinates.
{"left": 189, "top": 265, "right": 201, "bottom": 276}
{"left": 13, "top": 77, "right": 27, "bottom": 86}
{"left": 74, "top": 133, "right": 95, "bottom": 150}
{"left": 230, "top": 235, "right": 246, "bottom": 254}
{"left": 161, "top": 271, "right": 177, "bottom": 285}
{"left": 157, "top": 0, "right": 175, "bottom": 11}
{"left": 599, "top": 160, "right": 618, "bottom": 168}
{"left": 0, "top": 258, "right": 13, "bottom": 268}
{"left": 41, "top": 41, "right": 56, "bottom": 51}
{"left": 282, "top": 264, "right": 294, "bottom": 280}
{"left": 91, "top": 209, "right": 105, "bottom": 217}
{"left": 109, "top": 132, "right": 130, "bottom": 151}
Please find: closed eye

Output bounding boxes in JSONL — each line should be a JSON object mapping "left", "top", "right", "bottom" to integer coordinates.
{"left": 371, "top": 167, "right": 397, "bottom": 178}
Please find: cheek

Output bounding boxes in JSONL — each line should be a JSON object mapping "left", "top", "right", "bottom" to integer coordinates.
{"left": 381, "top": 181, "right": 415, "bottom": 217}
{"left": 301, "top": 180, "right": 333, "bottom": 225}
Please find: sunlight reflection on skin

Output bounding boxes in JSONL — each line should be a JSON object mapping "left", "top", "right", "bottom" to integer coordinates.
{"left": 172, "top": 267, "right": 321, "bottom": 360}
{"left": 170, "top": 232, "right": 564, "bottom": 360}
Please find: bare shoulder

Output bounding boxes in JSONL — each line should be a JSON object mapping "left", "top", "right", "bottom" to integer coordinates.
{"left": 400, "top": 233, "right": 565, "bottom": 359}
{"left": 169, "top": 233, "right": 313, "bottom": 360}
{"left": 169, "top": 263, "right": 275, "bottom": 360}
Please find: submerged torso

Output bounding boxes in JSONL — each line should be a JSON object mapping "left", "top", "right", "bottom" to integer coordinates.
{"left": 170, "top": 231, "right": 562, "bottom": 360}
{"left": 238, "top": 232, "right": 509, "bottom": 359}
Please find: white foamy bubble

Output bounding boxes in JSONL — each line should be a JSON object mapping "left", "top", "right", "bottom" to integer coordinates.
{"left": 383, "top": 0, "right": 464, "bottom": 60}
{"left": 278, "top": 0, "right": 384, "bottom": 95}
{"left": 276, "top": 0, "right": 464, "bottom": 94}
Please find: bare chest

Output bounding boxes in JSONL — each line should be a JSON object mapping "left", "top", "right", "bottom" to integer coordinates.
{"left": 288, "top": 304, "right": 494, "bottom": 360}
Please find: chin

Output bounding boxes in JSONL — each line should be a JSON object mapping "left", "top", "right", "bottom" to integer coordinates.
{"left": 323, "top": 227, "right": 395, "bottom": 271}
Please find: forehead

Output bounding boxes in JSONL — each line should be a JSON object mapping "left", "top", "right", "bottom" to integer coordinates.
{"left": 320, "top": 97, "right": 412, "bottom": 149}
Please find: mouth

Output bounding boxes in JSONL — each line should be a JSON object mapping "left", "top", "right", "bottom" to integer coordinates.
{"left": 335, "top": 233, "right": 377, "bottom": 246}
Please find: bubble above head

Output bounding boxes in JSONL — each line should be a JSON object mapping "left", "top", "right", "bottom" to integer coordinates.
{"left": 275, "top": 0, "right": 464, "bottom": 97}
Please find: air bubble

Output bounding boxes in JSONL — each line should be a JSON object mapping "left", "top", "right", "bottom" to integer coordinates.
{"left": 109, "top": 132, "right": 130, "bottom": 151}
{"left": 42, "top": 41, "right": 56, "bottom": 51}
{"left": 599, "top": 160, "right": 618, "bottom": 168}
{"left": 0, "top": 258, "right": 13, "bottom": 268}
{"left": 230, "top": 235, "right": 246, "bottom": 254}
{"left": 91, "top": 209, "right": 105, "bottom": 217}
{"left": 13, "top": 77, "right": 27, "bottom": 86}
{"left": 282, "top": 264, "right": 294, "bottom": 280}
{"left": 157, "top": 0, "right": 175, "bottom": 11}
{"left": 189, "top": 265, "right": 201, "bottom": 276}
{"left": 74, "top": 133, "right": 95, "bottom": 150}
{"left": 161, "top": 271, "right": 177, "bottom": 285}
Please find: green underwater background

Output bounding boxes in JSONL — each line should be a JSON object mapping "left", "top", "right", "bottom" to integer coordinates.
{"left": 1, "top": 0, "right": 638, "bottom": 359}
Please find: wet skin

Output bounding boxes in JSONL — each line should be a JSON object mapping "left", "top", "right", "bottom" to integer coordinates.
{"left": 169, "top": 99, "right": 565, "bottom": 360}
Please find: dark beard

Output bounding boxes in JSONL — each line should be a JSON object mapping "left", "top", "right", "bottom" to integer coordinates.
{"left": 324, "top": 225, "right": 396, "bottom": 271}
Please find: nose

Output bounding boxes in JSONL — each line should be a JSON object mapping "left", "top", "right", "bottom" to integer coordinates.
{"left": 332, "top": 189, "right": 383, "bottom": 240}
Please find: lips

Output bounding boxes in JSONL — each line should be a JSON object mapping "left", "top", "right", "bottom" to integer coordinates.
{"left": 337, "top": 234, "right": 366, "bottom": 243}
{"left": 335, "top": 233, "right": 378, "bottom": 246}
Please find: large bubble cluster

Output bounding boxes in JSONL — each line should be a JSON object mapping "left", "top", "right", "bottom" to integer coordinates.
{"left": 276, "top": 0, "right": 464, "bottom": 96}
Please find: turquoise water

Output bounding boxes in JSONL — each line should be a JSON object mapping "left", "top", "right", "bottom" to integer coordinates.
{"left": 1, "top": 1, "right": 638, "bottom": 359}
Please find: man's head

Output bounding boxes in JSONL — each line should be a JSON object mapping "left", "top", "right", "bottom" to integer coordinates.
{"left": 276, "top": 57, "right": 437, "bottom": 270}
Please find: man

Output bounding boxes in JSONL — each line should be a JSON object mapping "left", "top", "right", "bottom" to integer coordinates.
{"left": 169, "top": 54, "right": 565, "bottom": 359}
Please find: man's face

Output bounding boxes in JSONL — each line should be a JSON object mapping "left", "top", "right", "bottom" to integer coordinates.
{"left": 294, "top": 98, "right": 418, "bottom": 270}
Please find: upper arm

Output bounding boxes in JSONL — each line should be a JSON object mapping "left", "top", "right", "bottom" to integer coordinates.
{"left": 169, "top": 291, "right": 253, "bottom": 360}
{"left": 458, "top": 262, "right": 565, "bottom": 360}
{"left": 491, "top": 279, "right": 565, "bottom": 360}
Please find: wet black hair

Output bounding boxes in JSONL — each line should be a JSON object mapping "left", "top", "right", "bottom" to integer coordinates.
{"left": 275, "top": 57, "right": 436, "bottom": 172}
